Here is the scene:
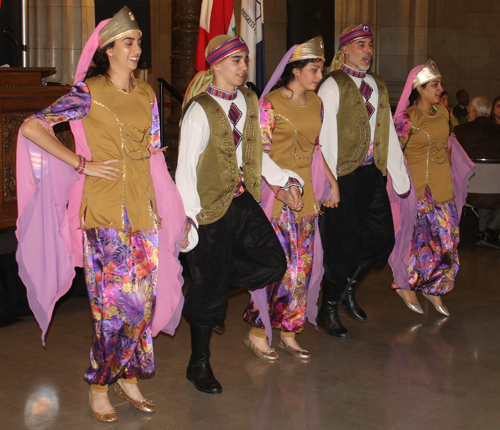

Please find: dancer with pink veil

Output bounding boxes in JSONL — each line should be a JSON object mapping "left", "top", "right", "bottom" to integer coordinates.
{"left": 17, "top": 7, "right": 186, "bottom": 422}
{"left": 243, "top": 36, "right": 339, "bottom": 360}
{"left": 388, "top": 59, "right": 474, "bottom": 316}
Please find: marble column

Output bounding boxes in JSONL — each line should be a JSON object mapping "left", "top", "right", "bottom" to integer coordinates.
{"left": 28, "top": 0, "right": 95, "bottom": 84}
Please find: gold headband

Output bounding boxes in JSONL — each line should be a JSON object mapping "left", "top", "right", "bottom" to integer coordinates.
{"left": 98, "top": 6, "right": 142, "bottom": 48}
{"left": 412, "top": 58, "right": 441, "bottom": 89}
{"left": 288, "top": 36, "right": 325, "bottom": 63}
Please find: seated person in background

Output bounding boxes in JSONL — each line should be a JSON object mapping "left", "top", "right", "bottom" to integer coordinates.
{"left": 490, "top": 95, "right": 500, "bottom": 125}
{"left": 439, "top": 91, "right": 460, "bottom": 132}
{"left": 454, "top": 89, "right": 470, "bottom": 124}
{"left": 455, "top": 96, "right": 500, "bottom": 248}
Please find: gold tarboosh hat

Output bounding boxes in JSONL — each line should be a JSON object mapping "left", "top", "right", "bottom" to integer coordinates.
{"left": 98, "top": 6, "right": 142, "bottom": 48}
{"left": 412, "top": 58, "right": 442, "bottom": 89}
{"left": 288, "top": 36, "right": 325, "bottom": 63}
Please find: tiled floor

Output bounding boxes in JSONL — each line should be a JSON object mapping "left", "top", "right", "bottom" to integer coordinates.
{"left": 2, "top": 212, "right": 500, "bottom": 429}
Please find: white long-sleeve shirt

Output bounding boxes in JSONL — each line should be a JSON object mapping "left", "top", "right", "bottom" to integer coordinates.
{"left": 176, "top": 90, "right": 304, "bottom": 252}
{"left": 318, "top": 75, "right": 410, "bottom": 195}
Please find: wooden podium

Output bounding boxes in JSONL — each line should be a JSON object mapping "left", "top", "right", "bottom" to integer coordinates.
{"left": 0, "top": 67, "right": 73, "bottom": 229}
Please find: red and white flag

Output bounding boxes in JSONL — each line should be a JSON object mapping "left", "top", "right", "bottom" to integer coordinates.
{"left": 194, "top": 0, "right": 236, "bottom": 72}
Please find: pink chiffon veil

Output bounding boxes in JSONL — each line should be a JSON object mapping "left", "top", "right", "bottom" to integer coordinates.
{"left": 16, "top": 19, "right": 185, "bottom": 343}
{"left": 250, "top": 45, "right": 329, "bottom": 341}
{"left": 388, "top": 65, "right": 474, "bottom": 289}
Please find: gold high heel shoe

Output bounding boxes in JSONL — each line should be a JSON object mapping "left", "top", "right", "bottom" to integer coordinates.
{"left": 422, "top": 293, "right": 450, "bottom": 316}
{"left": 114, "top": 381, "right": 156, "bottom": 413}
{"left": 89, "top": 392, "right": 118, "bottom": 423}
{"left": 396, "top": 289, "right": 424, "bottom": 314}
{"left": 244, "top": 332, "right": 279, "bottom": 360}
{"left": 277, "top": 335, "right": 311, "bottom": 360}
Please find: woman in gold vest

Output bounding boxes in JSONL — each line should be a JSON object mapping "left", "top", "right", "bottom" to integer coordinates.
{"left": 243, "top": 37, "right": 339, "bottom": 359}
{"left": 18, "top": 8, "right": 186, "bottom": 422}
{"left": 391, "top": 60, "right": 461, "bottom": 316}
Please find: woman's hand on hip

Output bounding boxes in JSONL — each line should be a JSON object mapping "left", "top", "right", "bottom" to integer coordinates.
{"left": 83, "top": 159, "right": 123, "bottom": 180}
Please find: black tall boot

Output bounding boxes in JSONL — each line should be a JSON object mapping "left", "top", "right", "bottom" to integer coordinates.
{"left": 339, "top": 267, "right": 367, "bottom": 322}
{"left": 186, "top": 324, "right": 222, "bottom": 394}
{"left": 317, "top": 278, "right": 350, "bottom": 338}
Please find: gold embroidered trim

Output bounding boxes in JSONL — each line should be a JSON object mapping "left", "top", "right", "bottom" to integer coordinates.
{"left": 90, "top": 98, "right": 158, "bottom": 230}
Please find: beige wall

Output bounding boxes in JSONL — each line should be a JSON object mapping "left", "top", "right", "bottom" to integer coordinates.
{"left": 366, "top": 0, "right": 500, "bottom": 105}
{"left": 425, "top": 0, "right": 500, "bottom": 105}
{"left": 259, "top": 0, "right": 500, "bottom": 105}
{"left": 27, "top": 1, "right": 500, "bottom": 106}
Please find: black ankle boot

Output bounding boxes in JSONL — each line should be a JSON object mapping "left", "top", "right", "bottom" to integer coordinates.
{"left": 340, "top": 279, "right": 367, "bottom": 322}
{"left": 186, "top": 324, "right": 222, "bottom": 394}
{"left": 212, "top": 320, "right": 225, "bottom": 334}
{"left": 317, "top": 280, "right": 350, "bottom": 338}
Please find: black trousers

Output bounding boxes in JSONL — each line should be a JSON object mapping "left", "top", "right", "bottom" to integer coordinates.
{"left": 183, "top": 192, "right": 287, "bottom": 326}
{"left": 319, "top": 164, "right": 395, "bottom": 284}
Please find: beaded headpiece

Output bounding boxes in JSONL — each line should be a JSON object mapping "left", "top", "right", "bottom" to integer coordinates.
{"left": 327, "top": 24, "right": 374, "bottom": 73}
{"left": 288, "top": 36, "right": 325, "bottom": 63}
{"left": 182, "top": 36, "right": 249, "bottom": 110}
{"left": 339, "top": 24, "right": 374, "bottom": 47}
{"left": 206, "top": 35, "right": 249, "bottom": 65}
{"left": 412, "top": 58, "right": 442, "bottom": 89}
{"left": 98, "top": 6, "right": 142, "bottom": 48}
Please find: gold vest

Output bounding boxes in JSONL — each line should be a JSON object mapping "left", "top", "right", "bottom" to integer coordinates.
{"left": 183, "top": 87, "right": 262, "bottom": 225}
{"left": 324, "top": 70, "right": 390, "bottom": 177}
{"left": 81, "top": 76, "right": 158, "bottom": 231}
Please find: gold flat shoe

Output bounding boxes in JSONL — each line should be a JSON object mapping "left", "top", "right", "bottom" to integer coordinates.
{"left": 422, "top": 293, "right": 450, "bottom": 316}
{"left": 88, "top": 395, "right": 118, "bottom": 423}
{"left": 277, "top": 336, "right": 311, "bottom": 360}
{"left": 114, "top": 381, "right": 156, "bottom": 413}
{"left": 244, "top": 332, "right": 279, "bottom": 360}
{"left": 396, "top": 289, "right": 424, "bottom": 314}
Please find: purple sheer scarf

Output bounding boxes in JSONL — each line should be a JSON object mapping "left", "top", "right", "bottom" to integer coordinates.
{"left": 259, "top": 45, "right": 297, "bottom": 101}
{"left": 16, "top": 20, "right": 185, "bottom": 343}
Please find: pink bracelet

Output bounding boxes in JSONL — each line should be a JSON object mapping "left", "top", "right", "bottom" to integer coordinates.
{"left": 75, "top": 154, "right": 86, "bottom": 174}
{"left": 274, "top": 187, "right": 282, "bottom": 200}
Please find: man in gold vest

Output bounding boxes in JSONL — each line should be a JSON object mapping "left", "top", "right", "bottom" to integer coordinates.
{"left": 176, "top": 36, "right": 304, "bottom": 395}
{"left": 317, "top": 24, "right": 410, "bottom": 338}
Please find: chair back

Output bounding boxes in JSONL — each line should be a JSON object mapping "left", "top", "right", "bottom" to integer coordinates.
{"left": 467, "top": 159, "right": 500, "bottom": 194}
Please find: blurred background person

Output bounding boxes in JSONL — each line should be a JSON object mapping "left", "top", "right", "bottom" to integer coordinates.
{"left": 454, "top": 89, "right": 470, "bottom": 124}
{"left": 455, "top": 96, "right": 500, "bottom": 248}
{"left": 438, "top": 90, "right": 460, "bottom": 132}
{"left": 489, "top": 95, "right": 500, "bottom": 125}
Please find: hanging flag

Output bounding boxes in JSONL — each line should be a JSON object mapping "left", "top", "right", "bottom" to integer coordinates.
{"left": 240, "top": 0, "right": 265, "bottom": 90}
{"left": 194, "top": 0, "right": 236, "bottom": 72}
